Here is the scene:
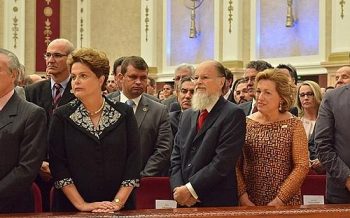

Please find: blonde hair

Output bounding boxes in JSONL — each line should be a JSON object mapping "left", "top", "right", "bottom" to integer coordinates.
{"left": 296, "top": 80, "right": 322, "bottom": 117}
{"left": 255, "top": 68, "right": 296, "bottom": 113}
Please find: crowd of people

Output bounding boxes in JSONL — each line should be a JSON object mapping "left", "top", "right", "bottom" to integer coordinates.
{"left": 1, "top": 38, "right": 350, "bottom": 213}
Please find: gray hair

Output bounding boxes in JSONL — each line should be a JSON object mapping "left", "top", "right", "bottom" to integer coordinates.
{"left": 0, "top": 48, "right": 21, "bottom": 77}
{"left": 174, "top": 63, "right": 195, "bottom": 76}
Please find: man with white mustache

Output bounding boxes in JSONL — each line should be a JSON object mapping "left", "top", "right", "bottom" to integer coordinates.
{"left": 170, "top": 60, "right": 246, "bottom": 208}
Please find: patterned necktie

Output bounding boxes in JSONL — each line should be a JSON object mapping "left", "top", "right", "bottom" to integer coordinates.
{"left": 53, "top": 83, "right": 62, "bottom": 108}
{"left": 197, "top": 109, "right": 208, "bottom": 130}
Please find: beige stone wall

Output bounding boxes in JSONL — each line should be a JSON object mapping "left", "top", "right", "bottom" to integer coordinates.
{"left": 24, "top": 0, "right": 36, "bottom": 74}
{"left": 90, "top": 0, "right": 141, "bottom": 66}
{"left": 0, "top": 0, "right": 3, "bottom": 47}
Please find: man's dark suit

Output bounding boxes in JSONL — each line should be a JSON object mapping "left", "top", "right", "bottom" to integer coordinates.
{"left": 25, "top": 79, "right": 75, "bottom": 125}
{"left": 315, "top": 84, "right": 350, "bottom": 203}
{"left": 107, "top": 92, "right": 173, "bottom": 177}
{"left": 170, "top": 97, "right": 246, "bottom": 207}
{"left": 169, "top": 110, "right": 182, "bottom": 136}
{"left": 24, "top": 79, "right": 75, "bottom": 211}
{"left": 0, "top": 92, "right": 47, "bottom": 212}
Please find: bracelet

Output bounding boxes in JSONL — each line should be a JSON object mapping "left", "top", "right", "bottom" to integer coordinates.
{"left": 113, "top": 198, "right": 124, "bottom": 208}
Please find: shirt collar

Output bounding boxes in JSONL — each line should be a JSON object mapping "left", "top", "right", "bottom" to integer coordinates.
{"left": 51, "top": 76, "right": 71, "bottom": 90}
{"left": 120, "top": 92, "right": 142, "bottom": 110}
{"left": 0, "top": 89, "right": 14, "bottom": 111}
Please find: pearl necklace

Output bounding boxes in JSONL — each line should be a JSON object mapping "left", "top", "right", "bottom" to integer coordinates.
{"left": 88, "top": 98, "right": 105, "bottom": 116}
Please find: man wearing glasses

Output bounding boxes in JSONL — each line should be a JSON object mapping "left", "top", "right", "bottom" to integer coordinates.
{"left": 238, "top": 60, "right": 273, "bottom": 116}
{"left": 162, "top": 63, "right": 194, "bottom": 111}
{"left": 169, "top": 76, "right": 195, "bottom": 136}
{"left": 24, "top": 38, "right": 76, "bottom": 211}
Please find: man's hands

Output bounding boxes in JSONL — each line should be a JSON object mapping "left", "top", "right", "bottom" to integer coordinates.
{"left": 173, "top": 186, "right": 198, "bottom": 207}
{"left": 345, "top": 177, "right": 350, "bottom": 192}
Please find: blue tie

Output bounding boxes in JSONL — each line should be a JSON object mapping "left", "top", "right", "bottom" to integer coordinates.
{"left": 126, "top": 99, "right": 135, "bottom": 107}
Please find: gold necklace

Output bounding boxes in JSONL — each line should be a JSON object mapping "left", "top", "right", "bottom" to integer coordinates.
{"left": 88, "top": 98, "right": 105, "bottom": 116}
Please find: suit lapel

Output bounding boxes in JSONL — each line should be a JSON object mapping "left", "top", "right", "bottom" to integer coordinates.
{"left": 41, "top": 81, "right": 54, "bottom": 112}
{"left": 135, "top": 95, "right": 148, "bottom": 128}
{"left": 59, "top": 79, "right": 75, "bottom": 106}
{"left": 0, "top": 93, "right": 18, "bottom": 130}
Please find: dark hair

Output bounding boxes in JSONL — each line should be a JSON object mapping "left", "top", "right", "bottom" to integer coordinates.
{"left": 67, "top": 48, "right": 110, "bottom": 90}
{"left": 232, "top": 78, "right": 247, "bottom": 91}
{"left": 120, "top": 56, "right": 148, "bottom": 75}
{"left": 276, "top": 64, "right": 298, "bottom": 85}
{"left": 224, "top": 67, "right": 233, "bottom": 80}
{"left": 246, "top": 60, "right": 273, "bottom": 72}
{"left": 112, "top": 56, "right": 126, "bottom": 76}
{"left": 164, "top": 82, "right": 174, "bottom": 89}
{"left": 148, "top": 77, "right": 156, "bottom": 87}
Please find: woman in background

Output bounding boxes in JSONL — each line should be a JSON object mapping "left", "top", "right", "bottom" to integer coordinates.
{"left": 296, "top": 80, "right": 324, "bottom": 174}
{"left": 49, "top": 48, "right": 140, "bottom": 212}
{"left": 237, "top": 68, "right": 309, "bottom": 206}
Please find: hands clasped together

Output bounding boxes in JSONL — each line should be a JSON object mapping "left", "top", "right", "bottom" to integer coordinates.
{"left": 173, "top": 185, "right": 199, "bottom": 207}
{"left": 77, "top": 201, "right": 123, "bottom": 213}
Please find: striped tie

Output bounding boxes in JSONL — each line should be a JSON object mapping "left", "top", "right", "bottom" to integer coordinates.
{"left": 53, "top": 83, "right": 62, "bottom": 108}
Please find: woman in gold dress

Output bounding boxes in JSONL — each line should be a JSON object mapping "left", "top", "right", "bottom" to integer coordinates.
{"left": 237, "top": 68, "right": 309, "bottom": 206}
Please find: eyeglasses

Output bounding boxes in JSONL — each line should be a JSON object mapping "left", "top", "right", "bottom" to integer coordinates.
{"left": 44, "top": 53, "right": 68, "bottom": 60}
{"left": 299, "top": 92, "right": 314, "bottom": 98}
{"left": 180, "top": 88, "right": 194, "bottom": 95}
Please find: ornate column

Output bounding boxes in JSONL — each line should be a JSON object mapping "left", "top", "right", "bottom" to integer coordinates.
{"left": 321, "top": 0, "right": 350, "bottom": 86}
{"left": 77, "top": 0, "right": 90, "bottom": 48}
{"left": 141, "top": 0, "right": 158, "bottom": 76}
{"left": 222, "top": 0, "right": 244, "bottom": 77}
{"left": 3, "top": 0, "right": 25, "bottom": 63}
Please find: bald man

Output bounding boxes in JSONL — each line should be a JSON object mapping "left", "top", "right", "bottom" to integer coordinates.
{"left": 335, "top": 66, "right": 350, "bottom": 88}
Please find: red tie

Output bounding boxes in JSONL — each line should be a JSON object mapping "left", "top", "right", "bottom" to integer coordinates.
{"left": 53, "top": 83, "right": 62, "bottom": 108}
{"left": 197, "top": 109, "right": 208, "bottom": 130}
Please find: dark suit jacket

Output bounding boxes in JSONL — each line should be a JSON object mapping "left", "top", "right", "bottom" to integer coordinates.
{"left": 161, "top": 95, "right": 177, "bottom": 110}
{"left": 315, "top": 84, "right": 350, "bottom": 203}
{"left": 226, "top": 90, "right": 235, "bottom": 103}
{"left": 24, "top": 79, "right": 75, "bottom": 125}
{"left": 238, "top": 101, "right": 253, "bottom": 116}
{"left": 0, "top": 92, "right": 47, "bottom": 212}
{"left": 170, "top": 96, "right": 246, "bottom": 207}
{"left": 49, "top": 97, "right": 141, "bottom": 211}
{"left": 107, "top": 92, "right": 173, "bottom": 177}
{"left": 169, "top": 110, "right": 182, "bottom": 136}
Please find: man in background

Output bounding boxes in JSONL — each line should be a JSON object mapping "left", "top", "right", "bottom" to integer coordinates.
{"left": 334, "top": 66, "right": 350, "bottom": 88}
{"left": 25, "top": 38, "right": 76, "bottom": 211}
{"left": 109, "top": 56, "right": 172, "bottom": 177}
{"left": 0, "top": 48, "right": 46, "bottom": 213}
